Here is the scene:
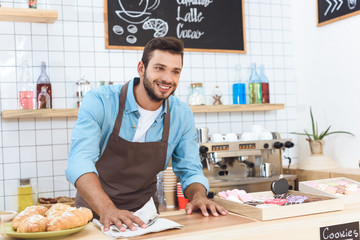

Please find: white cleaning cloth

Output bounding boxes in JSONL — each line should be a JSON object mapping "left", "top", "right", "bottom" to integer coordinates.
{"left": 93, "top": 198, "right": 184, "bottom": 238}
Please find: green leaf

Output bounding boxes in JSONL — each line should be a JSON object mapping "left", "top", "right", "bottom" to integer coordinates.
{"left": 323, "top": 131, "right": 356, "bottom": 137}
{"left": 314, "top": 121, "right": 319, "bottom": 140}
{"left": 319, "top": 125, "right": 331, "bottom": 139}
{"left": 310, "top": 107, "right": 316, "bottom": 139}
{"left": 289, "top": 132, "right": 311, "bottom": 136}
{"left": 304, "top": 129, "right": 313, "bottom": 140}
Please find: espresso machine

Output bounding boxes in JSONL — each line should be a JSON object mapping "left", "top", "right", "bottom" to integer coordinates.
{"left": 198, "top": 132, "right": 297, "bottom": 194}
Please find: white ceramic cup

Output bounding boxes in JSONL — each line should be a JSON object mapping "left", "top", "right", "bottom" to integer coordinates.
{"left": 259, "top": 131, "right": 273, "bottom": 140}
{"left": 211, "top": 133, "right": 225, "bottom": 142}
{"left": 240, "top": 132, "right": 255, "bottom": 141}
{"left": 225, "top": 133, "right": 238, "bottom": 141}
{"left": 252, "top": 125, "right": 265, "bottom": 140}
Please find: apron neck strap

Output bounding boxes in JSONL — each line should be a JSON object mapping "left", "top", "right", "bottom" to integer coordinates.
{"left": 112, "top": 81, "right": 171, "bottom": 143}
{"left": 161, "top": 99, "right": 170, "bottom": 143}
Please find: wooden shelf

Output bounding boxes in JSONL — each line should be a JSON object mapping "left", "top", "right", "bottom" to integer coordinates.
{"left": 189, "top": 103, "right": 284, "bottom": 113}
{"left": 1, "top": 104, "right": 284, "bottom": 119}
{"left": 0, "top": 7, "right": 58, "bottom": 23}
{"left": 1, "top": 109, "right": 78, "bottom": 119}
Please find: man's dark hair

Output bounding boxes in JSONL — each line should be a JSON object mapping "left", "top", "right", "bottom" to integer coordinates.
{"left": 141, "top": 36, "right": 184, "bottom": 69}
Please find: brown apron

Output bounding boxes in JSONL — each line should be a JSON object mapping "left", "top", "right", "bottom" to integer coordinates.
{"left": 75, "top": 81, "right": 170, "bottom": 218}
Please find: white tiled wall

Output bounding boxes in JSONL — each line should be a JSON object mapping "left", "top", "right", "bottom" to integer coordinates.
{"left": 0, "top": 0, "right": 297, "bottom": 211}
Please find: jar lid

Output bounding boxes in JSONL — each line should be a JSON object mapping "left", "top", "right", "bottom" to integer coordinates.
{"left": 190, "top": 83, "right": 203, "bottom": 87}
{"left": 19, "top": 178, "right": 30, "bottom": 186}
{"left": 76, "top": 80, "right": 90, "bottom": 85}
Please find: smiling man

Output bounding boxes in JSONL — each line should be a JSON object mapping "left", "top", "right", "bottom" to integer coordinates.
{"left": 65, "top": 36, "right": 227, "bottom": 233}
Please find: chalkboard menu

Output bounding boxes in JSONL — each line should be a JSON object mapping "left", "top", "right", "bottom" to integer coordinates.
{"left": 317, "top": 0, "right": 360, "bottom": 26}
{"left": 104, "top": 0, "right": 246, "bottom": 53}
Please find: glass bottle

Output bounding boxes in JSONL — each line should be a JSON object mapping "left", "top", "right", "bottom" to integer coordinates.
{"left": 232, "top": 65, "right": 246, "bottom": 104}
{"left": 36, "top": 62, "right": 52, "bottom": 109}
{"left": 18, "top": 178, "right": 33, "bottom": 212}
{"left": 38, "top": 86, "right": 50, "bottom": 109}
{"left": 248, "top": 63, "right": 262, "bottom": 104}
{"left": 19, "top": 60, "right": 34, "bottom": 109}
{"left": 259, "top": 64, "right": 270, "bottom": 103}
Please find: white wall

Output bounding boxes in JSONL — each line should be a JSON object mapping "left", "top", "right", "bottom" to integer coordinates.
{"left": 292, "top": 0, "right": 360, "bottom": 168}
{"left": 0, "top": 0, "right": 297, "bottom": 211}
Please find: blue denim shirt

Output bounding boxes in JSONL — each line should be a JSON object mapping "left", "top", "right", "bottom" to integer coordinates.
{"left": 65, "top": 78, "right": 209, "bottom": 194}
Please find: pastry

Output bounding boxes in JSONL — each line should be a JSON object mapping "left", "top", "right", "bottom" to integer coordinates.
{"left": 47, "top": 207, "right": 93, "bottom": 231}
{"left": 265, "top": 199, "right": 288, "bottom": 206}
{"left": 16, "top": 214, "right": 48, "bottom": 233}
{"left": 271, "top": 178, "right": 289, "bottom": 195}
{"left": 227, "top": 195, "right": 242, "bottom": 203}
{"left": 238, "top": 190, "right": 252, "bottom": 202}
{"left": 12, "top": 205, "right": 48, "bottom": 230}
{"left": 286, "top": 195, "right": 308, "bottom": 204}
{"left": 79, "top": 207, "right": 93, "bottom": 222}
{"left": 218, "top": 189, "right": 252, "bottom": 203}
{"left": 46, "top": 203, "right": 71, "bottom": 220}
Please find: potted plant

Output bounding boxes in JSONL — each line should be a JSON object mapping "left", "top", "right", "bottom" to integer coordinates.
{"left": 291, "top": 107, "right": 355, "bottom": 156}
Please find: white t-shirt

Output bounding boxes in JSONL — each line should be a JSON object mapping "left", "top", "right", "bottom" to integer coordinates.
{"left": 133, "top": 104, "right": 163, "bottom": 142}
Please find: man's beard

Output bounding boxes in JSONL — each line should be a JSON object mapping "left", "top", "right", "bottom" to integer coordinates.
{"left": 143, "top": 72, "right": 176, "bottom": 102}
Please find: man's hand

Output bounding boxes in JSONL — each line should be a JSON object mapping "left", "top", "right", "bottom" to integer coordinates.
{"left": 75, "top": 173, "right": 147, "bottom": 232}
{"left": 100, "top": 205, "right": 147, "bottom": 232}
{"left": 184, "top": 182, "right": 228, "bottom": 217}
{"left": 185, "top": 196, "right": 228, "bottom": 217}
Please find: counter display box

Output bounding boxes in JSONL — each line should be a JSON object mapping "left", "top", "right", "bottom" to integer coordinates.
{"left": 214, "top": 190, "right": 343, "bottom": 221}
{"left": 299, "top": 177, "right": 360, "bottom": 204}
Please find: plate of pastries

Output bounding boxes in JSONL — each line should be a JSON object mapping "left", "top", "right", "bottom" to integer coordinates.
{"left": 5, "top": 203, "right": 93, "bottom": 239}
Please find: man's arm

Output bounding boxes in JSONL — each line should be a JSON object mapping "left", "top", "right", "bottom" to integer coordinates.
{"left": 75, "top": 173, "right": 147, "bottom": 231}
{"left": 171, "top": 106, "right": 228, "bottom": 217}
{"left": 184, "top": 182, "right": 228, "bottom": 217}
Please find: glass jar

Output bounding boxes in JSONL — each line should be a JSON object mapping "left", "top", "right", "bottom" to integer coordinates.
{"left": 76, "top": 77, "right": 91, "bottom": 108}
{"left": 187, "top": 83, "right": 205, "bottom": 105}
{"left": 18, "top": 178, "right": 33, "bottom": 212}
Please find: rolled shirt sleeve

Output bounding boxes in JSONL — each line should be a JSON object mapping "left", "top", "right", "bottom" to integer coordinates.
{"left": 171, "top": 107, "right": 209, "bottom": 195}
{"left": 65, "top": 91, "right": 105, "bottom": 186}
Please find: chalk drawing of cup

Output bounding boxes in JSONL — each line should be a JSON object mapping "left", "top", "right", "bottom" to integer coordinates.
{"left": 348, "top": 0, "right": 357, "bottom": 9}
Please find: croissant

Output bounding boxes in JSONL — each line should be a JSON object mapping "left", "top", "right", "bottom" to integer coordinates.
{"left": 47, "top": 207, "right": 93, "bottom": 231}
{"left": 16, "top": 214, "right": 48, "bottom": 233}
{"left": 45, "top": 203, "right": 71, "bottom": 220}
{"left": 12, "top": 205, "right": 48, "bottom": 230}
{"left": 79, "top": 207, "right": 93, "bottom": 222}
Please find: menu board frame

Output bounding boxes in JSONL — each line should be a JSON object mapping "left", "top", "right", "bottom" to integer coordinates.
{"left": 317, "top": 0, "right": 360, "bottom": 26}
{"left": 104, "top": 0, "right": 246, "bottom": 53}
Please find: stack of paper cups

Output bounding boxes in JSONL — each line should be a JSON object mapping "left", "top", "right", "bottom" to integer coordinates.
{"left": 163, "top": 167, "right": 177, "bottom": 208}
{"left": 177, "top": 182, "right": 189, "bottom": 210}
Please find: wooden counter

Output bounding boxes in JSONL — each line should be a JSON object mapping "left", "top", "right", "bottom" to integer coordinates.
{"left": 6, "top": 204, "right": 360, "bottom": 240}
{"left": 286, "top": 167, "right": 360, "bottom": 182}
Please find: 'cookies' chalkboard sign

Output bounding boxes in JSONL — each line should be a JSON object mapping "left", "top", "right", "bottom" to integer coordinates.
{"left": 317, "top": 0, "right": 360, "bottom": 26}
{"left": 104, "top": 0, "right": 246, "bottom": 53}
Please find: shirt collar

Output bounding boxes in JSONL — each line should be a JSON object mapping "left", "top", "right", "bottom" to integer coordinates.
{"left": 125, "top": 78, "right": 169, "bottom": 118}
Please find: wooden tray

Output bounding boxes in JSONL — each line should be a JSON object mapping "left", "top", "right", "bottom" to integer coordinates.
{"left": 214, "top": 190, "right": 344, "bottom": 221}
{"left": 299, "top": 177, "right": 360, "bottom": 204}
